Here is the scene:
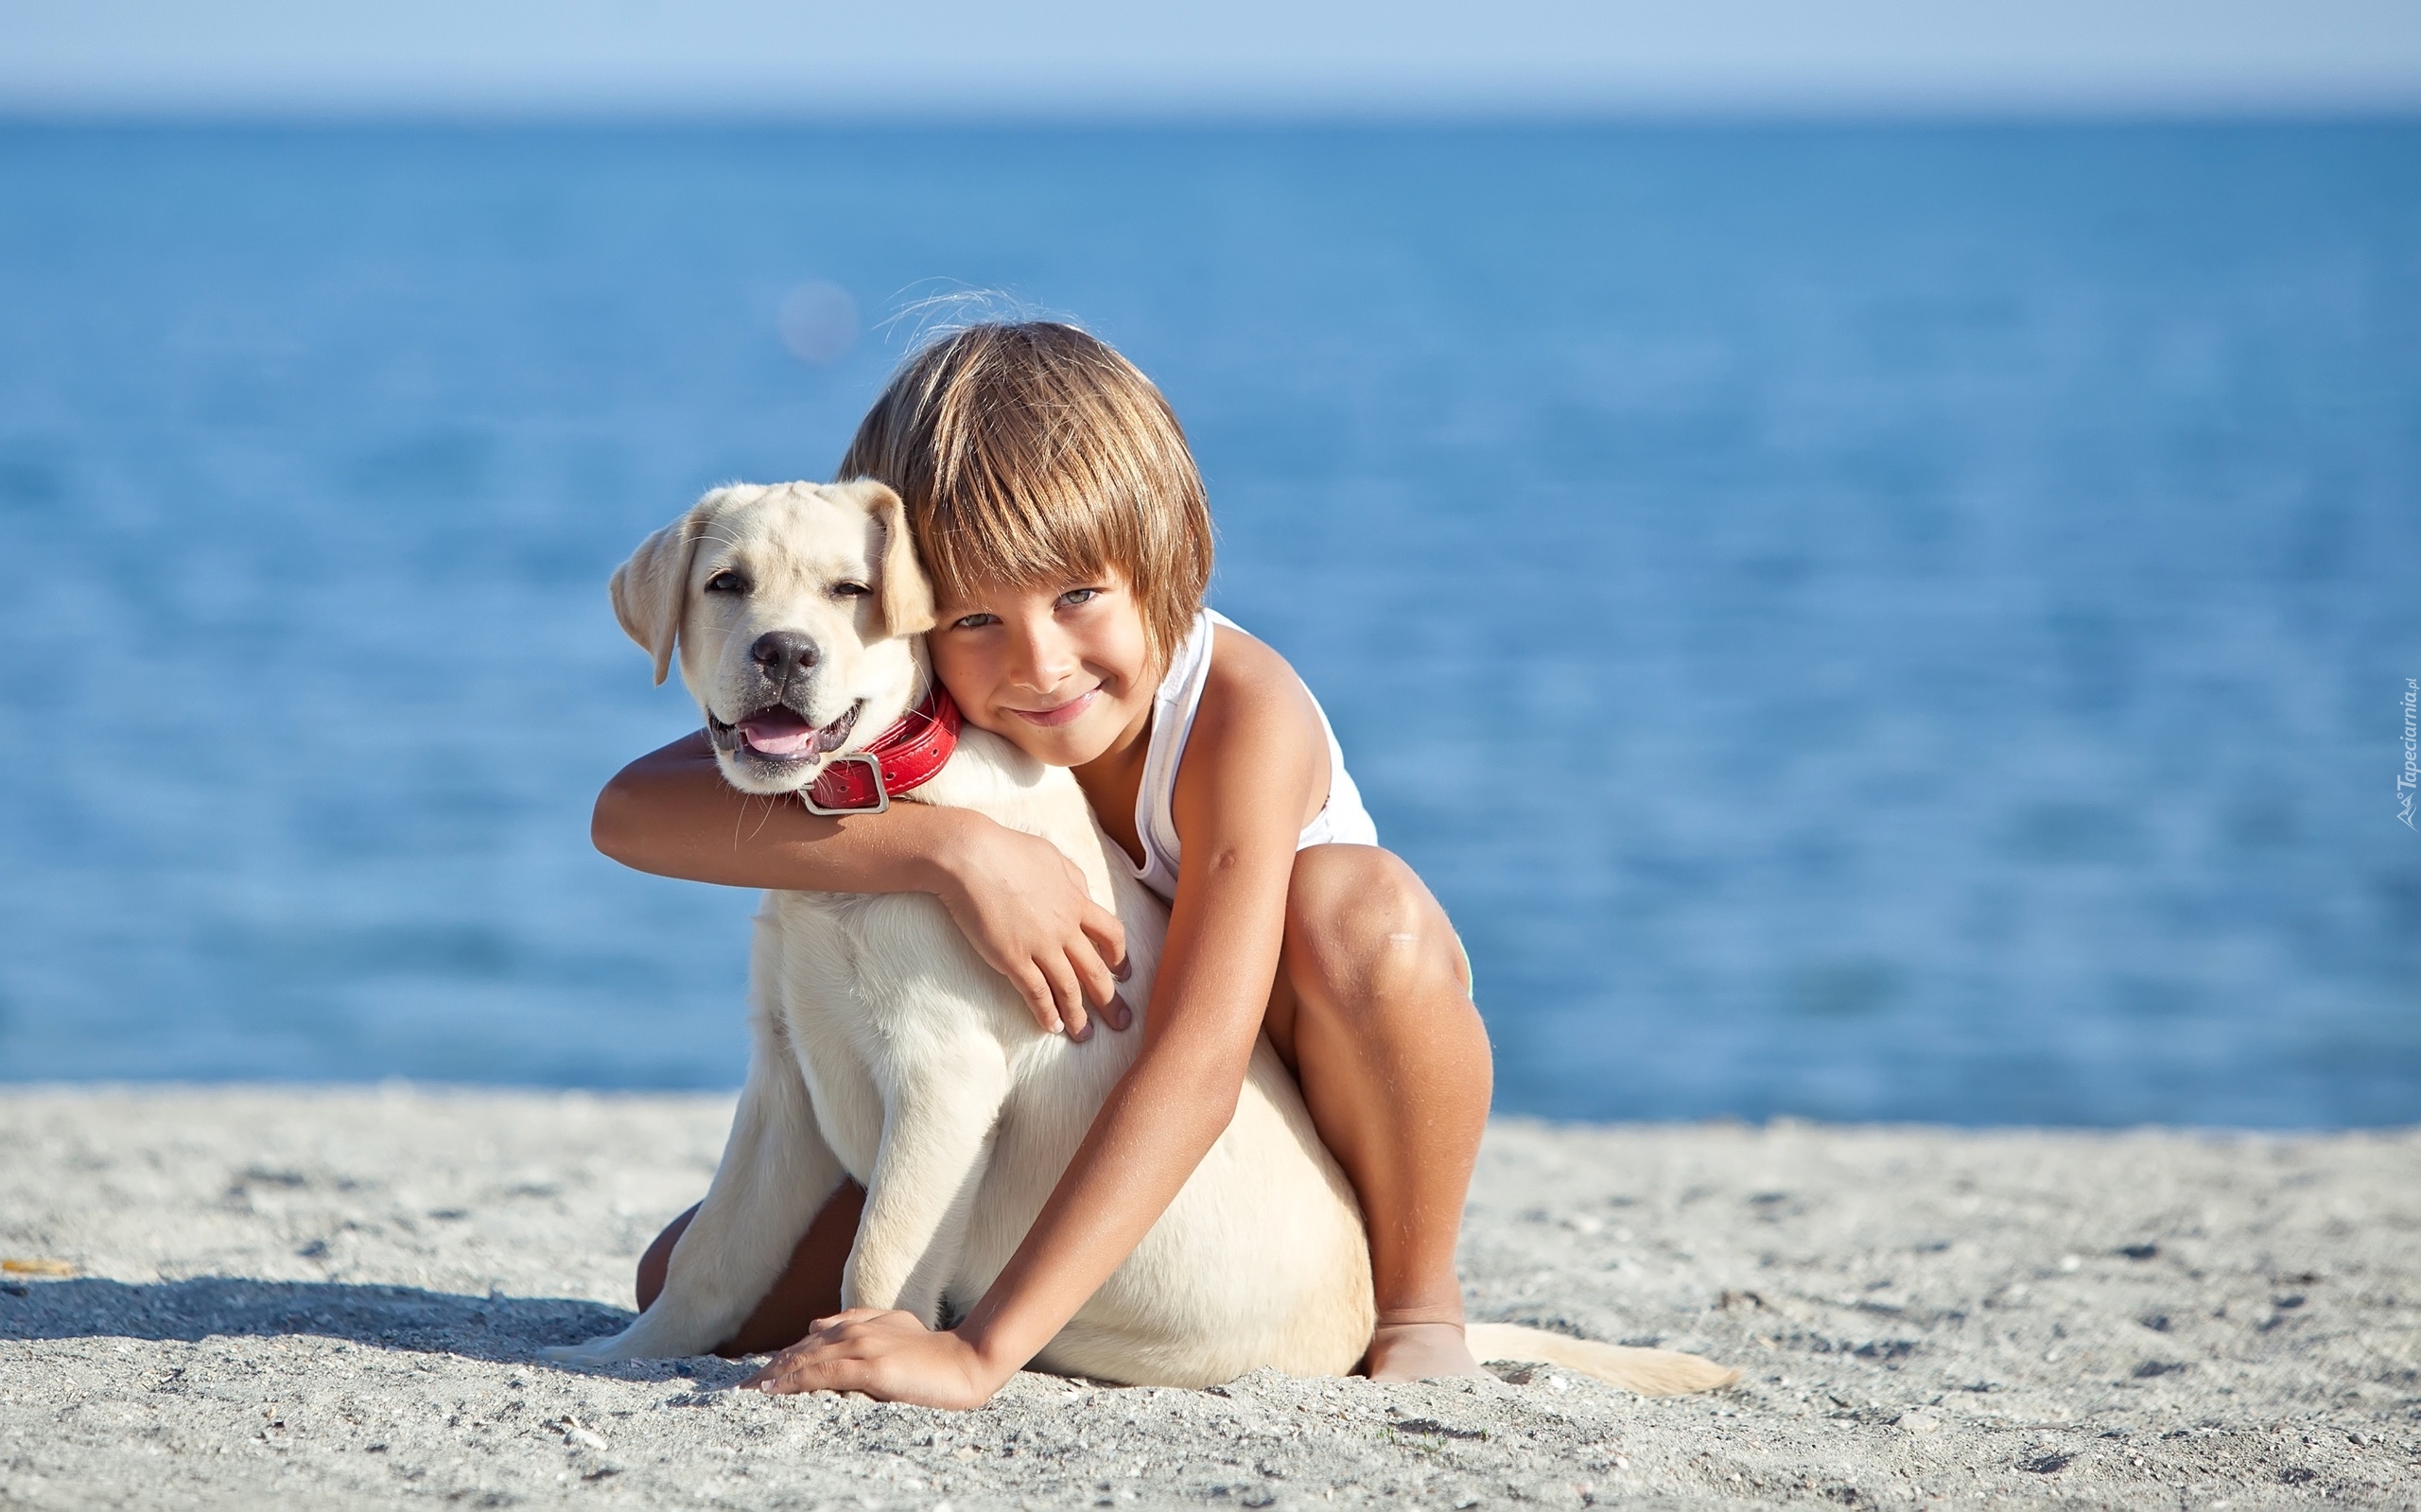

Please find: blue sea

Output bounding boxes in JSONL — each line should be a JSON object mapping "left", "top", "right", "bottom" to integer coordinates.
{"left": 1, "top": 123, "right": 2415, "bottom": 1125}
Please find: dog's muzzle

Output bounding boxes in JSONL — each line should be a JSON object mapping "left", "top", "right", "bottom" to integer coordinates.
{"left": 707, "top": 700, "right": 862, "bottom": 764}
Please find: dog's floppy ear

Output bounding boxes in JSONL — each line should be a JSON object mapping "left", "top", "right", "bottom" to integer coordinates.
{"left": 610, "top": 489, "right": 730, "bottom": 686}
{"left": 834, "top": 478, "right": 935, "bottom": 638}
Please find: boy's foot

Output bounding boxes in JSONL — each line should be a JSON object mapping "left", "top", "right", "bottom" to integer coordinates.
{"left": 1362, "top": 1321, "right": 1488, "bottom": 1382}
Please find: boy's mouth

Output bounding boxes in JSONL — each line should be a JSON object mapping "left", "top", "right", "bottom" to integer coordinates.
{"left": 708, "top": 701, "right": 862, "bottom": 761}
{"left": 1004, "top": 690, "right": 1097, "bottom": 729}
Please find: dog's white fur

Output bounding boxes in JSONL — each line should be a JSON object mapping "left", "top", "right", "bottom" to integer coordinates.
{"left": 549, "top": 481, "right": 1735, "bottom": 1396}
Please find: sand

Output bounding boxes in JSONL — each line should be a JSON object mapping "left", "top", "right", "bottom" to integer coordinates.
{"left": 0, "top": 1086, "right": 2415, "bottom": 1510}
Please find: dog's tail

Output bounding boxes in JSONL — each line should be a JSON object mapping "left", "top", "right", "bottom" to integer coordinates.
{"left": 1463, "top": 1324, "right": 1738, "bottom": 1397}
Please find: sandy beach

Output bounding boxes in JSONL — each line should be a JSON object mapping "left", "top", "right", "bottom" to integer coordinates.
{"left": 1, "top": 1086, "right": 2414, "bottom": 1510}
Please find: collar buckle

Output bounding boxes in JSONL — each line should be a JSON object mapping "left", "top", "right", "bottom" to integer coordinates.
{"left": 800, "top": 753, "right": 890, "bottom": 816}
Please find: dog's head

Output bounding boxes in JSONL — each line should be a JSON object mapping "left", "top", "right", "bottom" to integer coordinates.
{"left": 611, "top": 480, "right": 937, "bottom": 796}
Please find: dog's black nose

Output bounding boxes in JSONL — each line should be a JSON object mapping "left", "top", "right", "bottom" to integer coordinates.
{"left": 749, "top": 631, "right": 820, "bottom": 681}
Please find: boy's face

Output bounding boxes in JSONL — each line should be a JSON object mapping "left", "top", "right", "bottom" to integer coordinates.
{"left": 927, "top": 566, "right": 1157, "bottom": 770}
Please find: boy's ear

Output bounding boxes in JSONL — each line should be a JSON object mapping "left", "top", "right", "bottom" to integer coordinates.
{"left": 835, "top": 478, "right": 935, "bottom": 638}
{"left": 610, "top": 489, "right": 731, "bottom": 686}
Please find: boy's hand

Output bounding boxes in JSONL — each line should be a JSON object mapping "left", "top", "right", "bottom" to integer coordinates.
{"left": 933, "top": 818, "right": 1131, "bottom": 1040}
{"left": 742, "top": 1310, "right": 1004, "bottom": 1408}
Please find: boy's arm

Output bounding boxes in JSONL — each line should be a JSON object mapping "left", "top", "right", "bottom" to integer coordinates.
{"left": 595, "top": 731, "right": 1129, "bottom": 1036}
{"left": 740, "top": 645, "right": 1324, "bottom": 1405}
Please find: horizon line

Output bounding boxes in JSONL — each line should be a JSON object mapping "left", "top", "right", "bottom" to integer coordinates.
{"left": 7, "top": 98, "right": 2421, "bottom": 130}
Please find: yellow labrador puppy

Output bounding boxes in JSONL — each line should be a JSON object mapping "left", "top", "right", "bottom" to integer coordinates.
{"left": 549, "top": 480, "right": 1734, "bottom": 1396}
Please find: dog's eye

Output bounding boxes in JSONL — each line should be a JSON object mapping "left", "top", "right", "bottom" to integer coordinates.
{"left": 705, "top": 569, "right": 749, "bottom": 595}
{"left": 832, "top": 581, "right": 871, "bottom": 598}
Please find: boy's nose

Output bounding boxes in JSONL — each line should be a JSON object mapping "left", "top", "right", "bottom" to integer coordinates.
{"left": 1008, "top": 628, "right": 1075, "bottom": 689}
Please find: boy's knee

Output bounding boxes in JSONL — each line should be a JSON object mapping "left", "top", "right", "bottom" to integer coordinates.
{"left": 1287, "top": 846, "right": 1455, "bottom": 1011}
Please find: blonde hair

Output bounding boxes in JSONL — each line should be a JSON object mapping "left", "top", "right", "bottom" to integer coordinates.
{"left": 837, "top": 322, "right": 1213, "bottom": 668}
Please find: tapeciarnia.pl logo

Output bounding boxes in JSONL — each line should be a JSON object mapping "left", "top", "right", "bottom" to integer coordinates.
{"left": 2401, "top": 677, "right": 2418, "bottom": 830}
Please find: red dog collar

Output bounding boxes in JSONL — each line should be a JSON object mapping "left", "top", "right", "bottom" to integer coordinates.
{"left": 802, "top": 686, "right": 961, "bottom": 816}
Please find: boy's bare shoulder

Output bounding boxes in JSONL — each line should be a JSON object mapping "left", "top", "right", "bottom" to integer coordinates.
{"left": 1194, "top": 623, "right": 1322, "bottom": 754}
{"left": 1172, "top": 624, "right": 1327, "bottom": 829}
{"left": 1207, "top": 620, "right": 1292, "bottom": 685}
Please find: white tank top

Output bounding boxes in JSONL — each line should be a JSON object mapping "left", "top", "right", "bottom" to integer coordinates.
{"left": 1123, "top": 610, "right": 1379, "bottom": 902}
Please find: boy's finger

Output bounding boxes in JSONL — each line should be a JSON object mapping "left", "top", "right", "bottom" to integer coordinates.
{"left": 1077, "top": 906, "right": 1130, "bottom": 988}
{"left": 1074, "top": 954, "right": 1121, "bottom": 1023}
{"left": 1010, "top": 968, "right": 1059, "bottom": 1034}
{"left": 1080, "top": 903, "right": 1127, "bottom": 972}
{"left": 1039, "top": 958, "right": 1089, "bottom": 1041}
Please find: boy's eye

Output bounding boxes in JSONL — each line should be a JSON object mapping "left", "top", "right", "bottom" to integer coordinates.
{"left": 950, "top": 612, "right": 1000, "bottom": 631}
{"left": 832, "top": 581, "right": 871, "bottom": 599}
{"left": 1057, "top": 587, "right": 1101, "bottom": 608}
{"left": 705, "top": 569, "right": 749, "bottom": 594}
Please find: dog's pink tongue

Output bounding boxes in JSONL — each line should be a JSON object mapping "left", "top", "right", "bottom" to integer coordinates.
{"left": 740, "top": 712, "right": 818, "bottom": 756}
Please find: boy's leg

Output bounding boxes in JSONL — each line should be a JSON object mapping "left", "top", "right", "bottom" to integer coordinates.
{"left": 1263, "top": 844, "right": 1493, "bottom": 1382}
{"left": 636, "top": 1180, "right": 866, "bottom": 1358}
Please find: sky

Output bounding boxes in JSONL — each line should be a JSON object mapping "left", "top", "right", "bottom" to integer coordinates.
{"left": 4, "top": 0, "right": 2419, "bottom": 119}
